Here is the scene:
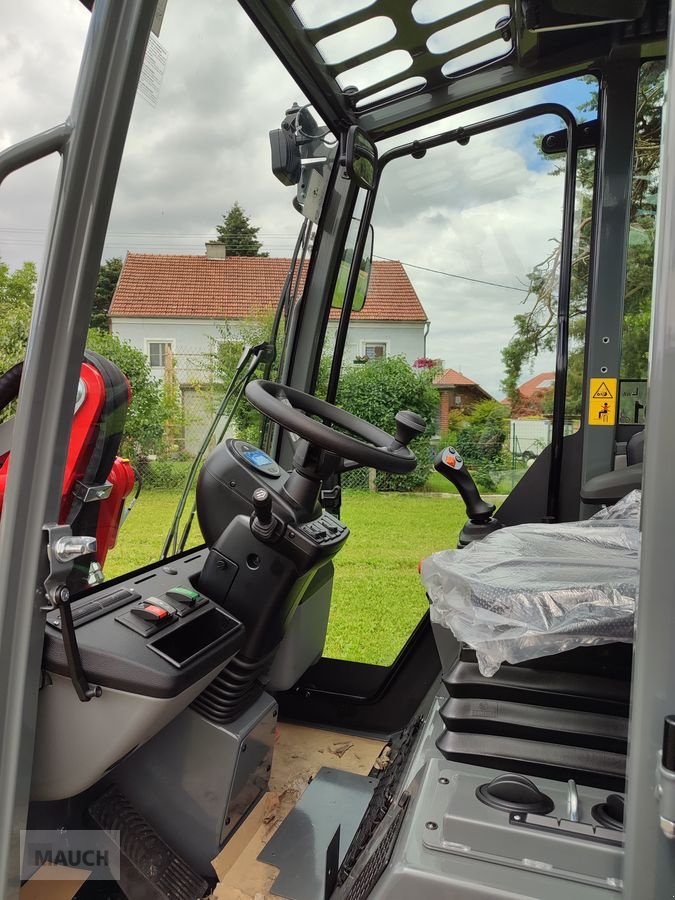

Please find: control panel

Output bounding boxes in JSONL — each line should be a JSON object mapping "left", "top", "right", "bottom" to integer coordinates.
{"left": 298, "top": 511, "right": 347, "bottom": 545}
{"left": 43, "top": 549, "right": 244, "bottom": 698}
{"left": 116, "top": 586, "right": 208, "bottom": 637}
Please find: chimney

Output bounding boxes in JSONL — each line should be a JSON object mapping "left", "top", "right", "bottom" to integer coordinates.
{"left": 205, "top": 241, "right": 227, "bottom": 259}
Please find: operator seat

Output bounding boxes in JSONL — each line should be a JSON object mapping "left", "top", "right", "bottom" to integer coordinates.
{"left": 422, "top": 468, "right": 640, "bottom": 792}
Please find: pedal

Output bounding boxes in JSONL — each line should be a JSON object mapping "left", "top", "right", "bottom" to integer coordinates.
{"left": 88, "top": 785, "right": 209, "bottom": 899}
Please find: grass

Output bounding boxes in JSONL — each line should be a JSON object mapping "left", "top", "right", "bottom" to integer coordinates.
{"left": 105, "top": 489, "right": 467, "bottom": 666}
{"left": 420, "top": 467, "right": 526, "bottom": 496}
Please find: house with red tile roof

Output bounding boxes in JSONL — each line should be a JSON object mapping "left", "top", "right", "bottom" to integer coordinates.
{"left": 508, "top": 371, "right": 555, "bottom": 417}
{"left": 433, "top": 367, "right": 493, "bottom": 432}
{"left": 109, "top": 247, "right": 429, "bottom": 383}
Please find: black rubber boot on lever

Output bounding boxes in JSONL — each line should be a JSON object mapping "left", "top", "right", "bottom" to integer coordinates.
{"left": 434, "top": 446, "right": 502, "bottom": 546}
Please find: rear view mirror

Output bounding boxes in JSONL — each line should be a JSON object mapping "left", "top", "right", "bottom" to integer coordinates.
{"left": 342, "top": 126, "right": 377, "bottom": 190}
{"left": 331, "top": 221, "right": 374, "bottom": 313}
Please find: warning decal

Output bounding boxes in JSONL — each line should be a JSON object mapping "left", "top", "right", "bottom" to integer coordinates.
{"left": 588, "top": 377, "right": 617, "bottom": 426}
{"left": 592, "top": 381, "right": 613, "bottom": 399}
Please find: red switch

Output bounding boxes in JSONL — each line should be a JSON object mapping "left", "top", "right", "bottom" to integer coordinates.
{"left": 131, "top": 603, "right": 170, "bottom": 622}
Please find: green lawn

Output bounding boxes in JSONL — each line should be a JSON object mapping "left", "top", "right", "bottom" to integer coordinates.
{"left": 105, "top": 489, "right": 466, "bottom": 666}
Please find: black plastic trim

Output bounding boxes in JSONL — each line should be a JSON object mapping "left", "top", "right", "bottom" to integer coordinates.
{"left": 276, "top": 612, "right": 440, "bottom": 735}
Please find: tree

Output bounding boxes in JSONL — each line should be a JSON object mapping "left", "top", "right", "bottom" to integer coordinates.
{"left": 0, "top": 259, "right": 38, "bottom": 375}
{"left": 501, "top": 64, "right": 663, "bottom": 410}
{"left": 336, "top": 356, "right": 438, "bottom": 491}
{"left": 215, "top": 202, "right": 269, "bottom": 257}
{"left": 210, "top": 310, "right": 279, "bottom": 442}
{"left": 0, "top": 260, "right": 171, "bottom": 458}
{"left": 92, "top": 257, "right": 123, "bottom": 330}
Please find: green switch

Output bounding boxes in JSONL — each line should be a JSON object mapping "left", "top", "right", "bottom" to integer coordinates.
{"left": 165, "top": 586, "right": 200, "bottom": 607}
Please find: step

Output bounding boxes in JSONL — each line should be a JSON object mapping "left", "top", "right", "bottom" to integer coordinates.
{"left": 443, "top": 661, "right": 630, "bottom": 717}
{"left": 439, "top": 695, "right": 628, "bottom": 753}
{"left": 436, "top": 730, "right": 626, "bottom": 792}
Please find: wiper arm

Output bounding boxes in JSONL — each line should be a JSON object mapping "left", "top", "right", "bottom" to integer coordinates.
{"left": 161, "top": 341, "right": 272, "bottom": 559}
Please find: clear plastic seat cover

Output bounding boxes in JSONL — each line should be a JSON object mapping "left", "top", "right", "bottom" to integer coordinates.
{"left": 420, "top": 491, "right": 641, "bottom": 676}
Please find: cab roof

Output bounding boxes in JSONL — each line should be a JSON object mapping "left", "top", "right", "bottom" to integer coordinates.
{"left": 239, "top": 0, "right": 667, "bottom": 137}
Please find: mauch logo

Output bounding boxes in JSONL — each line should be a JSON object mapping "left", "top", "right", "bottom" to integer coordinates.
{"left": 20, "top": 830, "right": 121, "bottom": 881}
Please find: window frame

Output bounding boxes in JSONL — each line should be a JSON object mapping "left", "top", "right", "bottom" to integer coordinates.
{"left": 145, "top": 339, "right": 174, "bottom": 370}
{"left": 361, "top": 339, "right": 388, "bottom": 360}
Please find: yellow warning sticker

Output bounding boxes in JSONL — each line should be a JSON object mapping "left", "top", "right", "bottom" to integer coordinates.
{"left": 588, "top": 377, "right": 617, "bottom": 426}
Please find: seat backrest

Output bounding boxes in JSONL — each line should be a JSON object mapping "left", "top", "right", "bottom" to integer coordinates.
{"left": 0, "top": 351, "right": 135, "bottom": 589}
{"left": 626, "top": 429, "right": 645, "bottom": 466}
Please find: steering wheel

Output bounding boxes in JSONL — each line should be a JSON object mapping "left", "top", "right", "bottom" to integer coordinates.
{"left": 245, "top": 380, "right": 419, "bottom": 474}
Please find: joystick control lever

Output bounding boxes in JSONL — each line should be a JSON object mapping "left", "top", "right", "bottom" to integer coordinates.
{"left": 251, "top": 487, "right": 276, "bottom": 541}
{"left": 435, "top": 447, "right": 495, "bottom": 522}
{"left": 390, "top": 410, "right": 427, "bottom": 450}
{"left": 434, "top": 446, "right": 502, "bottom": 546}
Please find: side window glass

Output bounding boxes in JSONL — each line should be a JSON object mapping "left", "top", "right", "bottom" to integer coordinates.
{"left": 0, "top": 5, "right": 324, "bottom": 582}
{"left": 322, "top": 81, "right": 596, "bottom": 666}
{"left": 618, "top": 61, "right": 664, "bottom": 423}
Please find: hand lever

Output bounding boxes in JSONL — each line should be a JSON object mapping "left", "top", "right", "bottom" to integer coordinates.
{"left": 434, "top": 447, "right": 496, "bottom": 523}
{"left": 251, "top": 487, "right": 276, "bottom": 541}
{"left": 390, "top": 410, "right": 426, "bottom": 450}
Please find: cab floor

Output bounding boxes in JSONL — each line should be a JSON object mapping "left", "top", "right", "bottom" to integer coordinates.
{"left": 213, "top": 722, "right": 385, "bottom": 900}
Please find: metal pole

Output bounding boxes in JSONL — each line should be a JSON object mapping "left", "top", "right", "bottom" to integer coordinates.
{"left": 546, "top": 112, "right": 578, "bottom": 521}
{"left": 622, "top": 15, "right": 675, "bottom": 895}
{"left": 579, "top": 55, "right": 640, "bottom": 496}
{"left": 0, "top": 1, "right": 155, "bottom": 894}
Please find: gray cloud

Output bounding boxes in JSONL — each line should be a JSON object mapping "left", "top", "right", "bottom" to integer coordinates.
{"left": 1, "top": 1, "right": 584, "bottom": 398}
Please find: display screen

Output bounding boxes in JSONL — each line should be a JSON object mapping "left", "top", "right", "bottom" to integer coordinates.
{"left": 242, "top": 448, "right": 274, "bottom": 468}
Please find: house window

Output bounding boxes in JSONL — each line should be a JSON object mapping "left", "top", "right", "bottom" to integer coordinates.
{"left": 148, "top": 341, "right": 170, "bottom": 368}
{"left": 364, "top": 342, "right": 386, "bottom": 360}
{"left": 454, "top": 394, "right": 462, "bottom": 407}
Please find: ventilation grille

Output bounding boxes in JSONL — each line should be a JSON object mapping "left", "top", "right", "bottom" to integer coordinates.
{"left": 338, "top": 716, "right": 422, "bottom": 885}
{"left": 88, "top": 785, "right": 208, "bottom": 900}
{"left": 344, "top": 794, "right": 409, "bottom": 900}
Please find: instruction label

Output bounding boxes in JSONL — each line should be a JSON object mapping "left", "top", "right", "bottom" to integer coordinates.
{"left": 138, "top": 33, "right": 167, "bottom": 108}
{"left": 588, "top": 377, "right": 617, "bottom": 426}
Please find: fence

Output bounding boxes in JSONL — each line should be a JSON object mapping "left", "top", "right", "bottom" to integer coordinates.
{"left": 132, "top": 350, "right": 582, "bottom": 497}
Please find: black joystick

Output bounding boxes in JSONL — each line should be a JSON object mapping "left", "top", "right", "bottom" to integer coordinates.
{"left": 390, "top": 410, "right": 427, "bottom": 449}
{"left": 434, "top": 446, "right": 502, "bottom": 546}
{"left": 434, "top": 446, "right": 495, "bottom": 522}
{"left": 251, "top": 487, "right": 276, "bottom": 541}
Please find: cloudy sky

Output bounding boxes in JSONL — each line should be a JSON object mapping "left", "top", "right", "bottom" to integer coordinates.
{"left": 1, "top": 0, "right": 591, "bottom": 398}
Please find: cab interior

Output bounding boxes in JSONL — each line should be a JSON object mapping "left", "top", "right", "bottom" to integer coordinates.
{"left": 0, "top": 1, "right": 674, "bottom": 898}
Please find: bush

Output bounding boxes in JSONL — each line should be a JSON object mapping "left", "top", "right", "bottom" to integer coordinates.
{"left": 86, "top": 330, "right": 171, "bottom": 461}
{"left": 336, "top": 356, "right": 438, "bottom": 491}
{"left": 454, "top": 399, "right": 509, "bottom": 467}
{"left": 138, "top": 459, "right": 195, "bottom": 490}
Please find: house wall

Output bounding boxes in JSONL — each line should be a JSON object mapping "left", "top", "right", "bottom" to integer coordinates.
{"left": 111, "top": 317, "right": 427, "bottom": 381}
{"left": 437, "top": 385, "right": 486, "bottom": 433}
{"left": 325, "top": 321, "right": 426, "bottom": 364}
{"left": 112, "top": 317, "right": 240, "bottom": 383}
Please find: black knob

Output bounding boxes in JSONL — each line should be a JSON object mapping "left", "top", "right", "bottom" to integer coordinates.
{"left": 252, "top": 487, "right": 273, "bottom": 526}
{"left": 476, "top": 774, "right": 554, "bottom": 815}
{"left": 393, "top": 410, "right": 426, "bottom": 448}
{"left": 592, "top": 793, "right": 625, "bottom": 831}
